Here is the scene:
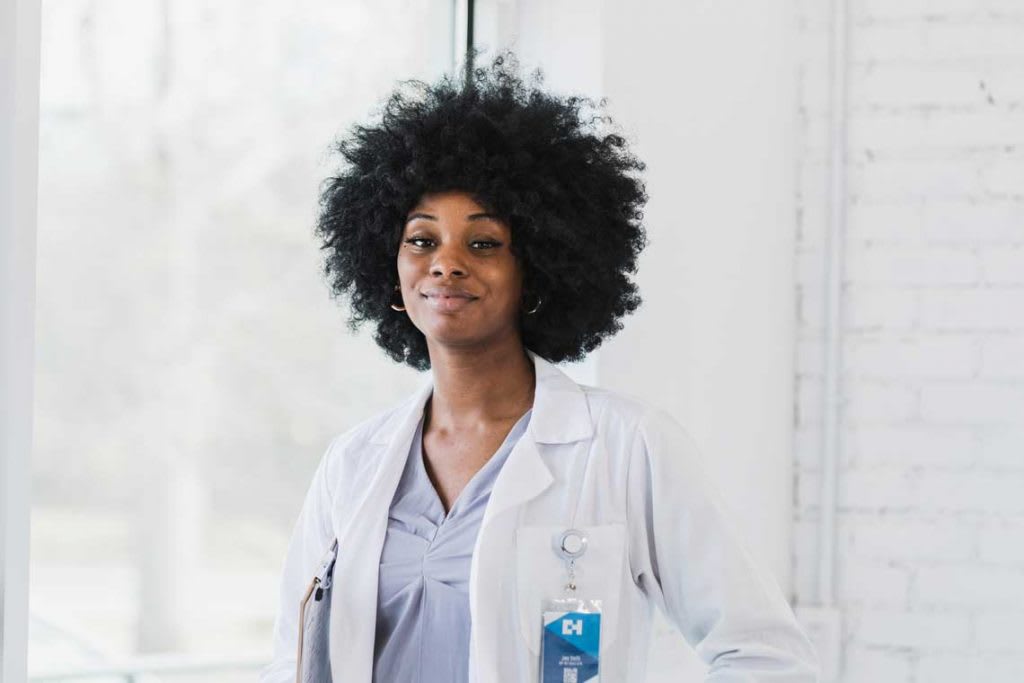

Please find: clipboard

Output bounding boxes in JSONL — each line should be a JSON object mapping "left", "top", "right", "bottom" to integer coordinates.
{"left": 296, "top": 538, "right": 338, "bottom": 683}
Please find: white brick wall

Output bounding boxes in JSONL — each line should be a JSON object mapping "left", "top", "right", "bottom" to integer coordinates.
{"left": 795, "top": 0, "right": 1024, "bottom": 680}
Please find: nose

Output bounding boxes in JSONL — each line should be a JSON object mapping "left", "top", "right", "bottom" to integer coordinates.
{"left": 430, "top": 243, "right": 469, "bottom": 278}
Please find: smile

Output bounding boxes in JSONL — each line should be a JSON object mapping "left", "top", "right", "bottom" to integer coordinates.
{"left": 422, "top": 293, "right": 478, "bottom": 313}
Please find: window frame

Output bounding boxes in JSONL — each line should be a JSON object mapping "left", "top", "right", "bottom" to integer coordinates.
{"left": 1, "top": 0, "right": 42, "bottom": 680}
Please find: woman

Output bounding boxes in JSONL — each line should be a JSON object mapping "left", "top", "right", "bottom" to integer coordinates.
{"left": 260, "top": 52, "right": 820, "bottom": 683}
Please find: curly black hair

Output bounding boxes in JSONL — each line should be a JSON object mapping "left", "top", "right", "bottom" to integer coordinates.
{"left": 315, "top": 50, "right": 649, "bottom": 371}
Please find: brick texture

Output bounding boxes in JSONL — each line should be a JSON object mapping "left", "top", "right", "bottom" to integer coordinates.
{"left": 794, "top": 0, "right": 1024, "bottom": 680}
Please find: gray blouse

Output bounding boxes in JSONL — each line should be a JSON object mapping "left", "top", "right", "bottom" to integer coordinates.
{"left": 371, "top": 404, "right": 533, "bottom": 682}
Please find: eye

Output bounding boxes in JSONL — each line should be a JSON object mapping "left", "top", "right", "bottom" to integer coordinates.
{"left": 404, "top": 237, "right": 433, "bottom": 248}
{"left": 472, "top": 240, "right": 502, "bottom": 249}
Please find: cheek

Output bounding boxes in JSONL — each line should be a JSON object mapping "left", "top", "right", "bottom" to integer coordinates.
{"left": 499, "top": 269, "right": 525, "bottom": 308}
{"left": 510, "top": 259, "right": 525, "bottom": 291}
{"left": 395, "top": 252, "right": 417, "bottom": 279}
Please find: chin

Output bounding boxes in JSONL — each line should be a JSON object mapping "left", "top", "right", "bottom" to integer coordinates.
{"left": 425, "top": 329, "right": 483, "bottom": 347}
{"left": 423, "top": 323, "right": 507, "bottom": 348}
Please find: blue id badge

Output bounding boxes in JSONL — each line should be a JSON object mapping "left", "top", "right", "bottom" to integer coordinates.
{"left": 541, "top": 602, "right": 602, "bottom": 683}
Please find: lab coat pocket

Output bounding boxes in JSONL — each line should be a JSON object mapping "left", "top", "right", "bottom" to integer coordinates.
{"left": 515, "top": 524, "right": 627, "bottom": 656}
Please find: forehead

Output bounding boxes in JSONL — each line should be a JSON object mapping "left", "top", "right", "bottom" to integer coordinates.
{"left": 405, "top": 191, "right": 508, "bottom": 230}
{"left": 407, "top": 190, "right": 494, "bottom": 214}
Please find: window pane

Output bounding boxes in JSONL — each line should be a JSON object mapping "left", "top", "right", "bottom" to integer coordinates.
{"left": 31, "top": 1, "right": 453, "bottom": 679}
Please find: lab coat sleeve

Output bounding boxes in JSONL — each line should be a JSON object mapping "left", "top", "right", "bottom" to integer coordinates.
{"left": 627, "top": 407, "right": 820, "bottom": 682}
{"left": 258, "top": 434, "right": 341, "bottom": 683}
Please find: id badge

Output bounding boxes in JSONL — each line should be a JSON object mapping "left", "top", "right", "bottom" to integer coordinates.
{"left": 541, "top": 598, "right": 602, "bottom": 683}
{"left": 540, "top": 529, "right": 602, "bottom": 683}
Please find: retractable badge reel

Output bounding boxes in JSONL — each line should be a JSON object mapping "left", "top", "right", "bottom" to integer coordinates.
{"left": 540, "top": 529, "right": 603, "bottom": 683}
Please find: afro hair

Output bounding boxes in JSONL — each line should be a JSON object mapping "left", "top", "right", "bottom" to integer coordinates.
{"left": 315, "top": 50, "right": 649, "bottom": 371}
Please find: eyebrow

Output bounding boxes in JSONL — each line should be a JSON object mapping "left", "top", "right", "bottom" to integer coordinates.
{"left": 405, "top": 212, "right": 499, "bottom": 223}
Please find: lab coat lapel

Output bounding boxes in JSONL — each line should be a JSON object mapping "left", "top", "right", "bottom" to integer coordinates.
{"left": 468, "top": 433, "right": 551, "bottom": 683}
{"left": 476, "top": 349, "right": 593, "bottom": 532}
{"left": 328, "top": 373, "right": 434, "bottom": 682}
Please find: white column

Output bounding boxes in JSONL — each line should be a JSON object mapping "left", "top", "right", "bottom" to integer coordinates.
{"left": 597, "top": 0, "right": 798, "bottom": 592}
{"left": 1, "top": 0, "right": 42, "bottom": 679}
{"left": 135, "top": 0, "right": 206, "bottom": 650}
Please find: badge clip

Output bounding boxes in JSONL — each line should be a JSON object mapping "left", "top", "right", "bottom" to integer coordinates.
{"left": 554, "top": 528, "right": 588, "bottom": 593}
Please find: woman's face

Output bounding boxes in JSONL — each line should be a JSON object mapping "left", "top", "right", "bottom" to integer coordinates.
{"left": 396, "top": 190, "right": 525, "bottom": 352}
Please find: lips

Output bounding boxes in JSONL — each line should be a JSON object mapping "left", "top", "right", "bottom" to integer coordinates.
{"left": 422, "top": 292, "right": 477, "bottom": 313}
{"left": 422, "top": 285, "right": 477, "bottom": 298}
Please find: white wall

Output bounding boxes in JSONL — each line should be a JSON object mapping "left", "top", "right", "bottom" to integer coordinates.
{"left": 794, "top": 0, "right": 1024, "bottom": 681}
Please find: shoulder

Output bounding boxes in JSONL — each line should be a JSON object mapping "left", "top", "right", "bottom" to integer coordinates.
{"left": 318, "top": 389, "right": 421, "bottom": 480}
{"left": 577, "top": 384, "right": 703, "bottom": 463}
{"left": 578, "top": 384, "right": 694, "bottom": 439}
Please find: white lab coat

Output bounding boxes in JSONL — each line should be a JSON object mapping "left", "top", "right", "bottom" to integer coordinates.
{"left": 260, "top": 349, "right": 820, "bottom": 682}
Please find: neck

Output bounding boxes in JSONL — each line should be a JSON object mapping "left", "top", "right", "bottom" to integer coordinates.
{"left": 424, "top": 338, "right": 536, "bottom": 431}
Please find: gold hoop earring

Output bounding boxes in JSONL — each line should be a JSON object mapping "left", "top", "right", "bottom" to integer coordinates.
{"left": 390, "top": 284, "right": 406, "bottom": 312}
{"left": 524, "top": 293, "right": 542, "bottom": 315}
